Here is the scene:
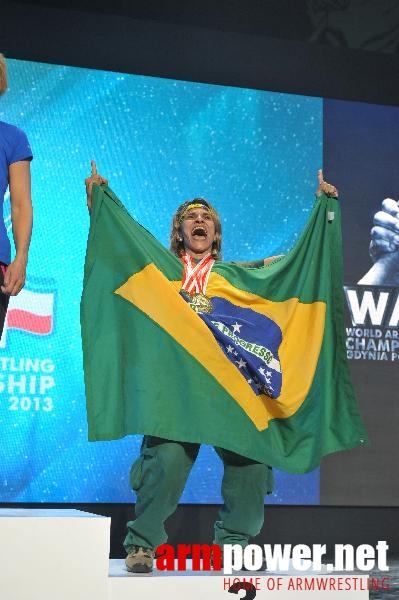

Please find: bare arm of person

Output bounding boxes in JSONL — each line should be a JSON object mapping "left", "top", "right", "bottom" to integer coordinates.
{"left": 238, "top": 170, "right": 338, "bottom": 268}
{"left": 1, "top": 160, "right": 33, "bottom": 295}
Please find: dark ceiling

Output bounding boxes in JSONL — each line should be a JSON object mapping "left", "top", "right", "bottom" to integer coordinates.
{"left": 3, "top": 0, "right": 399, "bottom": 105}
{"left": 8, "top": 0, "right": 399, "bottom": 54}
{"left": 6, "top": 0, "right": 314, "bottom": 39}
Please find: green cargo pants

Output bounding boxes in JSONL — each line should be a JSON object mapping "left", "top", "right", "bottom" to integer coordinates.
{"left": 124, "top": 436, "right": 274, "bottom": 551}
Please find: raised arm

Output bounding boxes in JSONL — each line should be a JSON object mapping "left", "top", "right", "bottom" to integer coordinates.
{"left": 238, "top": 171, "right": 338, "bottom": 268}
{"left": 316, "top": 169, "right": 338, "bottom": 198}
{"left": 85, "top": 160, "right": 108, "bottom": 213}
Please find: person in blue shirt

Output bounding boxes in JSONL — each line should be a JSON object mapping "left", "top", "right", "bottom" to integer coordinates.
{"left": 0, "top": 53, "right": 33, "bottom": 335}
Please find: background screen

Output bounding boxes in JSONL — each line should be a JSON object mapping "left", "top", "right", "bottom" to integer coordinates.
{"left": 1, "top": 58, "right": 398, "bottom": 507}
{"left": 0, "top": 59, "right": 322, "bottom": 503}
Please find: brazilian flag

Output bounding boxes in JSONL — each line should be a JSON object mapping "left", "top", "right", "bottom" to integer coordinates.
{"left": 81, "top": 184, "right": 367, "bottom": 472}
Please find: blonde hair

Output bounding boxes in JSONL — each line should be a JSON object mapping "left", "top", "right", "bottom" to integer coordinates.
{"left": 0, "top": 53, "right": 8, "bottom": 96}
{"left": 170, "top": 198, "right": 222, "bottom": 260}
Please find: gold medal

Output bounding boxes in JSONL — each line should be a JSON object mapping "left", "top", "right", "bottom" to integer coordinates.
{"left": 182, "top": 291, "right": 213, "bottom": 314}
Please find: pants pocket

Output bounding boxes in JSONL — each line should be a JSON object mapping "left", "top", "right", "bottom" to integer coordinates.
{"left": 129, "top": 456, "right": 145, "bottom": 491}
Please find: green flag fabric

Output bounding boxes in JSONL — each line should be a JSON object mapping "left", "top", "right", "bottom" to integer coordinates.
{"left": 81, "top": 184, "right": 367, "bottom": 473}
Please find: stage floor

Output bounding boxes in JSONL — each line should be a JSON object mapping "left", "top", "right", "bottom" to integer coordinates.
{"left": 368, "top": 560, "right": 398, "bottom": 600}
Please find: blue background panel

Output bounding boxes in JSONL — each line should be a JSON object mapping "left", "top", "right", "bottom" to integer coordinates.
{"left": 0, "top": 59, "right": 322, "bottom": 503}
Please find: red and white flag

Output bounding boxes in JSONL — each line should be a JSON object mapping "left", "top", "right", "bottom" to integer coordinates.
{"left": 0, "top": 288, "right": 54, "bottom": 347}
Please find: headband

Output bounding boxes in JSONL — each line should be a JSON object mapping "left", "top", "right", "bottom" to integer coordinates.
{"left": 178, "top": 202, "right": 213, "bottom": 224}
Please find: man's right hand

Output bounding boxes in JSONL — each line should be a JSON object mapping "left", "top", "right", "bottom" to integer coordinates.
{"left": 85, "top": 160, "right": 108, "bottom": 212}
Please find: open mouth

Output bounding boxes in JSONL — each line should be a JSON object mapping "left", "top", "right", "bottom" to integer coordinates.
{"left": 191, "top": 226, "right": 208, "bottom": 239}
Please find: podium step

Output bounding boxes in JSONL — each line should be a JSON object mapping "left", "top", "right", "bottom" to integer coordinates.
{"left": 0, "top": 509, "right": 370, "bottom": 599}
{"left": 0, "top": 508, "right": 110, "bottom": 600}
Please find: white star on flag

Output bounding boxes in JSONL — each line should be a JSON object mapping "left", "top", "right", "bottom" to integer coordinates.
{"left": 232, "top": 322, "right": 242, "bottom": 333}
{"left": 236, "top": 358, "right": 247, "bottom": 369}
{"left": 226, "top": 345, "right": 234, "bottom": 353}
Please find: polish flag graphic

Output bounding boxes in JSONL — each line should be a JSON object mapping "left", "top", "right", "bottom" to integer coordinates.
{"left": 7, "top": 288, "right": 54, "bottom": 333}
{"left": 0, "top": 287, "right": 54, "bottom": 347}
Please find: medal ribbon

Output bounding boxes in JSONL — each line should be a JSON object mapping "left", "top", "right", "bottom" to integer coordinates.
{"left": 181, "top": 253, "right": 215, "bottom": 294}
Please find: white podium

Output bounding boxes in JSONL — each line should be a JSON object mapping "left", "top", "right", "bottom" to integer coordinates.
{"left": 0, "top": 509, "right": 370, "bottom": 599}
{"left": 0, "top": 509, "right": 110, "bottom": 600}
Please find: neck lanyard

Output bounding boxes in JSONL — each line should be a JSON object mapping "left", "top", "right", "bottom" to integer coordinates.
{"left": 181, "top": 253, "right": 214, "bottom": 294}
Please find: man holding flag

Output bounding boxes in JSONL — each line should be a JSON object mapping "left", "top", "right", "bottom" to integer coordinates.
{"left": 82, "top": 163, "right": 367, "bottom": 574}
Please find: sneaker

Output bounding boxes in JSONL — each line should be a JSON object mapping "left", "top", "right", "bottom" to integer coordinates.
{"left": 125, "top": 546, "right": 155, "bottom": 573}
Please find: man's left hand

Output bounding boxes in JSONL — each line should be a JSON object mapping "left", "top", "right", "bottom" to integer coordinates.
{"left": 316, "top": 169, "right": 339, "bottom": 198}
